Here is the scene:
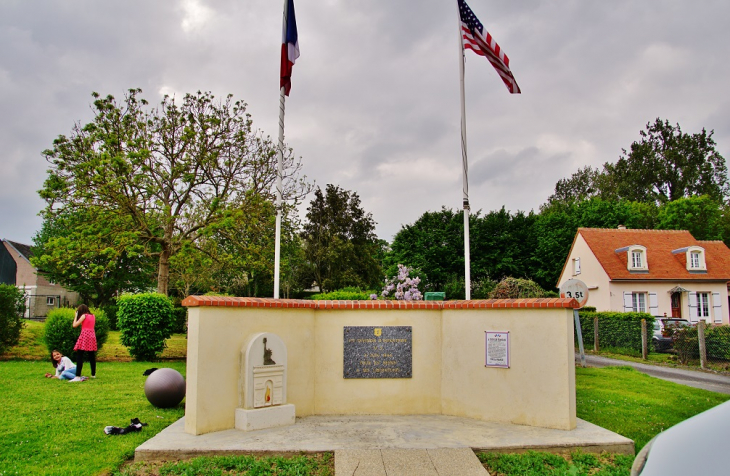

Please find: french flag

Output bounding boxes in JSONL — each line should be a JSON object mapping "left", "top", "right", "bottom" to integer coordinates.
{"left": 280, "top": 0, "right": 299, "bottom": 96}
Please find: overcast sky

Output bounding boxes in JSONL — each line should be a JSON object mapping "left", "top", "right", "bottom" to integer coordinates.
{"left": 2, "top": 0, "right": 729, "bottom": 245}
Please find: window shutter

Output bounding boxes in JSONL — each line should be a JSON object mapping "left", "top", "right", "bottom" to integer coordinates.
{"left": 712, "top": 292, "right": 722, "bottom": 323}
{"left": 688, "top": 292, "right": 698, "bottom": 323}
{"left": 623, "top": 292, "right": 633, "bottom": 311}
{"left": 648, "top": 292, "right": 658, "bottom": 314}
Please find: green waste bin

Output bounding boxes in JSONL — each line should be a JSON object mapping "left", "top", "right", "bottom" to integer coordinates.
{"left": 424, "top": 292, "right": 445, "bottom": 301}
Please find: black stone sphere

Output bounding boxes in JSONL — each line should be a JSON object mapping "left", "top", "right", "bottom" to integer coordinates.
{"left": 144, "top": 368, "right": 186, "bottom": 408}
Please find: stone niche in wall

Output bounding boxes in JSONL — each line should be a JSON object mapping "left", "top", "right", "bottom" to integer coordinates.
{"left": 235, "top": 332, "right": 295, "bottom": 432}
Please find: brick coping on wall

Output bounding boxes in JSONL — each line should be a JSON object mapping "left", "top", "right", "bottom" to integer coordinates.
{"left": 181, "top": 296, "right": 579, "bottom": 310}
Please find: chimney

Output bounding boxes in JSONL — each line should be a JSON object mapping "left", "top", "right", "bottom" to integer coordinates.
{"left": 617, "top": 225, "right": 627, "bottom": 230}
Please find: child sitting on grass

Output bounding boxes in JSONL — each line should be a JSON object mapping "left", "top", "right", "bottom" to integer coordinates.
{"left": 45, "top": 350, "right": 77, "bottom": 380}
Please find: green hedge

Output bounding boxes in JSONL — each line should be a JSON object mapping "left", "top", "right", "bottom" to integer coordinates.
{"left": 43, "top": 307, "right": 110, "bottom": 358}
{"left": 117, "top": 293, "right": 174, "bottom": 361}
{"left": 667, "top": 324, "right": 730, "bottom": 363}
{"left": 577, "top": 311, "right": 655, "bottom": 353}
{"left": 101, "top": 303, "right": 118, "bottom": 330}
{"left": 0, "top": 284, "right": 25, "bottom": 354}
{"left": 706, "top": 325, "right": 730, "bottom": 360}
{"left": 311, "top": 287, "right": 375, "bottom": 301}
{"left": 172, "top": 307, "right": 187, "bottom": 334}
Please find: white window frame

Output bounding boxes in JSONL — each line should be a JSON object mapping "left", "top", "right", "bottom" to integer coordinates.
{"left": 690, "top": 252, "right": 701, "bottom": 269}
{"left": 625, "top": 245, "right": 648, "bottom": 271}
{"left": 685, "top": 247, "right": 706, "bottom": 271}
{"left": 697, "top": 292, "right": 710, "bottom": 319}
{"left": 632, "top": 292, "right": 647, "bottom": 313}
{"left": 46, "top": 296, "right": 55, "bottom": 306}
{"left": 631, "top": 251, "right": 643, "bottom": 268}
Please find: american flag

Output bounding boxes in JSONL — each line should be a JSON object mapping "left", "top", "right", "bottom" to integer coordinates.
{"left": 458, "top": 0, "right": 521, "bottom": 94}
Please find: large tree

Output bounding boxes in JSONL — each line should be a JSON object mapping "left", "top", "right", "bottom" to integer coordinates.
{"left": 300, "top": 185, "right": 382, "bottom": 293}
{"left": 31, "top": 207, "right": 156, "bottom": 306}
{"left": 546, "top": 118, "right": 729, "bottom": 206}
{"left": 605, "top": 118, "right": 729, "bottom": 203}
{"left": 532, "top": 198, "right": 658, "bottom": 289}
{"left": 657, "top": 195, "right": 724, "bottom": 241}
{"left": 40, "top": 89, "right": 308, "bottom": 295}
{"left": 387, "top": 207, "right": 538, "bottom": 296}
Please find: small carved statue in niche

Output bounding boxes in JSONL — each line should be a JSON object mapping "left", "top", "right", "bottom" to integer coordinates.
{"left": 263, "top": 337, "right": 276, "bottom": 365}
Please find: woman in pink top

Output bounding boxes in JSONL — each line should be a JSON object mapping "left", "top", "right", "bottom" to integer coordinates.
{"left": 70, "top": 304, "right": 97, "bottom": 382}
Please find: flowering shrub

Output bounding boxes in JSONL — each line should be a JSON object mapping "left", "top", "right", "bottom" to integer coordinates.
{"left": 381, "top": 264, "right": 423, "bottom": 301}
{"left": 312, "top": 288, "right": 375, "bottom": 300}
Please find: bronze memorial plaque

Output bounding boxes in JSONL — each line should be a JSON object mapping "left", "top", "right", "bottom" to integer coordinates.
{"left": 343, "top": 326, "right": 412, "bottom": 378}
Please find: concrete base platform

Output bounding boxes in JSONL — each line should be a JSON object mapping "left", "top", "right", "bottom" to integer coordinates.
{"left": 135, "top": 415, "right": 633, "bottom": 462}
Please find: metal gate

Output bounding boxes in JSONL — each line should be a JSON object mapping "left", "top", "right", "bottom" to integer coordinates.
{"left": 23, "top": 294, "right": 62, "bottom": 320}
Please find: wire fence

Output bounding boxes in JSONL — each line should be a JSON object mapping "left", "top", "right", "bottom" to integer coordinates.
{"left": 578, "top": 315, "right": 730, "bottom": 372}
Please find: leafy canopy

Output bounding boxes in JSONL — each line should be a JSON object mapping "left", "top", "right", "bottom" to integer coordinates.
{"left": 39, "top": 89, "right": 308, "bottom": 296}
{"left": 300, "top": 184, "right": 382, "bottom": 293}
{"left": 547, "top": 118, "right": 729, "bottom": 206}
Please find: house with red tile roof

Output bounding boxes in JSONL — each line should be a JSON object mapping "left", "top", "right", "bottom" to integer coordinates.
{"left": 557, "top": 227, "right": 730, "bottom": 324}
{"left": 1, "top": 239, "right": 79, "bottom": 319}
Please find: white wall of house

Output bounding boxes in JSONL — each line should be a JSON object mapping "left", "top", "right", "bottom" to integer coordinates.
{"left": 557, "top": 233, "right": 611, "bottom": 310}
{"left": 608, "top": 281, "right": 728, "bottom": 324}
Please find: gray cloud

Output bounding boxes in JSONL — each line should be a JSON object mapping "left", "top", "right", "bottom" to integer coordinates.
{"left": 2, "top": 0, "right": 730, "bottom": 244}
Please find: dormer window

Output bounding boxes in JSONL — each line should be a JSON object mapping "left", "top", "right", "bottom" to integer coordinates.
{"left": 672, "top": 246, "right": 706, "bottom": 272}
{"left": 616, "top": 245, "right": 648, "bottom": 272}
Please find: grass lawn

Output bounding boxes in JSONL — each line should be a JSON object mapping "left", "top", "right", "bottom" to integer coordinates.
{"left": 0, "top": 321, "right": 187, "bottom": 362}
{"left": 0, "top": 360, "right": 186, "bottom": 476}
{"left": 575, "top": 365, "right": 730, "bottom": 452}
{"left": 3, "top": 323, "right": 730, "bottom": 475}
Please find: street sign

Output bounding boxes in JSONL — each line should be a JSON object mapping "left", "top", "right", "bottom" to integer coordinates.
{"left": 559, "top": 279, "right": 589, "bottom": 309}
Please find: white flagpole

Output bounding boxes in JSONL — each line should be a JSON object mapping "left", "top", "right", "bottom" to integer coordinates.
{"left": 274, "top": 0, "right": 288, "bottom": 299}
{"left": 457, "top": 5, "right": 471, "bottom": 300}
{"left": 274, "top": 86, "right": 285, "bottom": 299}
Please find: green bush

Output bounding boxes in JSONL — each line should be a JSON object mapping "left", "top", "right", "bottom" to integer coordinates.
{"left": 43, "top": 307, "right": 110, "bottom": 357}
{"left": 311, "top": 287, "right": 375, "bottom": 300}
{"left": 443, "top": 274, "right": 466, "bottom": 300}
{"left": 489, "top": 277, "right": 550, "bottom": 299}
{"left": 117, "top": 293, "right": 174, "bottom": 361}
{"left": 705, "top": 325, "right": 730, "bottom": 361}
{"left": 172, "top": 307, "right": 188, "bottom": 334}
{"left": 101, "top": 302, "right": 118, "bottom": 330}
{"left": 577, "top": 311, "right": 655, "bottom": 354}
{"left": 672, "top": 325, "right": 699, "bottom": 364}
{"left": 0, "top": 284, "right": 25, "bottom": 354}
{"left": 471, "top": 277, "right": 497, "bottom": 299}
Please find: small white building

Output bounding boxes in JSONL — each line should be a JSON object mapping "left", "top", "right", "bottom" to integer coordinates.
{"left": 557, "top": 227, "right": 730, "bottom": 324}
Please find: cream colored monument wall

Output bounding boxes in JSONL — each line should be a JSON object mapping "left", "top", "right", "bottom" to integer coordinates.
{"left": 183, "top": 298, "right": 577, "bottom": 435}
{"left": 185, "top": 306, "right": 317, "bottom": 435}
{"left": 441, "top": 308, "right": 576, "bottom": 430}
{"left": 313, "top": 309, "right": 442, "bottom": 415}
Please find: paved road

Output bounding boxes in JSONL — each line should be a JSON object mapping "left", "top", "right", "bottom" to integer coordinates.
{"left": 578, "top": 354, "right": 730, "bottom": 395}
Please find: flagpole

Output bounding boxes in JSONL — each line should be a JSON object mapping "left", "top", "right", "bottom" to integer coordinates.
{"left": 274, "top": 86, "right": 285, "bottom": 299}
{"left": 274, "top": 0, "right": 288, "bottom": 299}
{"left": 457, "top": 4, "right": 471, "bottom": 300}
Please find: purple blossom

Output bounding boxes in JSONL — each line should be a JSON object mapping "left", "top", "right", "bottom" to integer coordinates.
{"left": 380, "top": 264, "right": 423, "bottom": 301}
